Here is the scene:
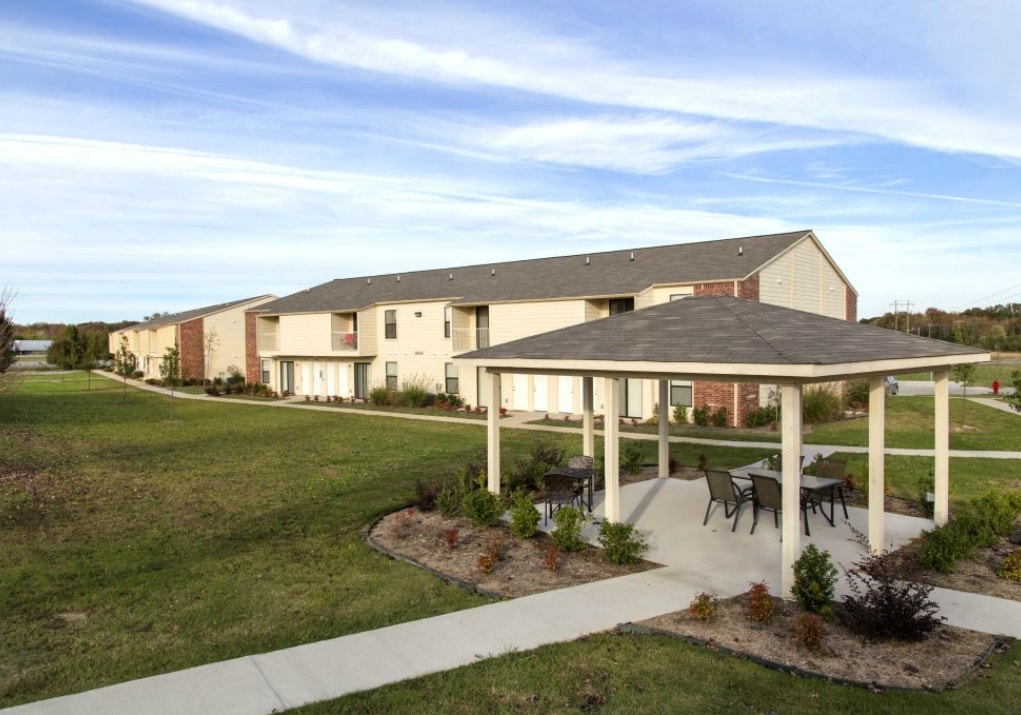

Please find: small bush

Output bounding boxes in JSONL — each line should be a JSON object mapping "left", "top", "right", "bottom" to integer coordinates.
{"left": 551, "top": 506, "right": 585, "bottom": 552}
{"left": 672, "top": 404, "right": 688, "bottom": 424}
{"left": 919, "top": 521, "right": 971, "bottom": 573}
{"left": 745, "top": 405, "right": 778, "bottom": 428}
{"left": 597, "top": 521, "right": 648, "bottom": 565}
{"left": 794, "top": 613, "right": 828, "bottom": 651}
{"left": 442, "top": 528, "right": 459, "bottom": 549}
{"left": 386, "top": 508, "right": 417, "bottom": 540}
{"left": 413, "top": 479, "right": 440, "bottom": 511}
{"left": 509, "top": 490, "right": 540, "bottom": 540}
{"left": 841, "top": 528, "right": 944, "bottom": 641}
{"left": 619, "top": 441, "right": 644, "bottom": 476}
{"left": 369, "top": 385, "right": 394, "bottom": 406}
{"left": 792, "top": 544, "right": 837, "bottom": 616}
{"left": 544, "top": 544, "right": 560, "bottom": 572}
{"left": 687, "top": 592, "right": 717, "bottom": 622}
{"left": 436, "top": 481, "right": 463, "bottom": 518}
{"left": 920, "top": 489, "right": 1021, "bottom": 572}
{"left": 802, "top": 385, "right": 842, "bottom": 424}
{"left": 461, "top": 485, "right": 503, "bottom": 527}
{"left": 507, "top": 441, "right": 566, "bottom": 493}
{"left": 711, "top": 406, "right": 728, "bottom": 427}
{"left": 746, "top": 581, "right": 774, "bottom": 624}
{"left": 843, "top": 379, "right": 870, "bottom": 408}
{"left": 998, "top": 549, "right": 1021, "bottom": 582}
{"left": 399, "top": 375, "right": 431, "bottom": 407}
{"left": 691, "top": 405, "right": 710, "bottom": 427}
{"left": 476, "top": 552, "right": 496, "bottom": 574}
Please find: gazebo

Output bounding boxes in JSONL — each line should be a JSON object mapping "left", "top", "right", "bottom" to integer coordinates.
{"left": 457, "top": 296, "right": 989, "bottom": 595}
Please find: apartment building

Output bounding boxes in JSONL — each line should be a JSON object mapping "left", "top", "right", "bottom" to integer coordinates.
{"left": 246, "top": 230, "right": 856, "bottom": 425}
{"left": 111, "top": 295, "right": 276, "bottom": 382}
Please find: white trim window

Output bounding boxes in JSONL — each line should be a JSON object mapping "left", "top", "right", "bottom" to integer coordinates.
{"left": 385, "top": 361, "right": 398, "bottom": 390}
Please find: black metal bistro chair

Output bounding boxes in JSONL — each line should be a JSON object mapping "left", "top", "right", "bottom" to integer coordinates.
{"left": 812, "top": 458, "right": 850, "bottom": 520}
{"left": 749, "top": 472, "right": 812, "bottom": 537}
{"left": 703, "top": 469, "right": 754, "bottom": 532}
{"left": 543, "top": 471, "right": 583, "bottom": 525}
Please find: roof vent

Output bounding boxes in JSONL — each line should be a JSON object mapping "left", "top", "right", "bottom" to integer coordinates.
{"left": 448, "top": 273, "right": 454, "bottom": 280}
{"left": 629, "top": 251, "right": 635, "bottom": 261}
{"left": 738, "top": 246, "right": 743, "bottom": 256}
{"left": 397, "top": 275, "right": 401, "bottom": 282}
{"left": 491, "top": 268, "right": 495, "bottom": 276}
{"left": 585, "top": 256, "right": 590, "bottom": 265}
{"left": 367, "top": 278, "right": 371, "bottom": 285}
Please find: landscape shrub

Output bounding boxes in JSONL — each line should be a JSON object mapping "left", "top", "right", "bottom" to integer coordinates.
{"left": 461, "top": 479, "right": 503, "bottom": 527}
{"left": 802, "top": 385, "right": 842, "bottom": 424}
{"left": 435, "top": 392, "right": 464, "bottom": 409}
{"left": 691, "top": 405, "right": 710, "bottom": 427}
{"left": 792, "top": 544, "right": 837, "bottom": 616}
{"left": 843, "top": 379, "right": 870, "bottom": 408}
{"left": 508, "top": 441, "right": 565, "bottom": 493}
{"left": 399, "top": 376, "right": 431, "bottom": 407}
{"left": 442, "top": 528, "right": 459, "bottom": 549}
{"left": 672, "top": 404, "right": 688, "bottom": 424}
{"left": 413, "top": 479, "right": 440, "bottom": 511}
{"left": 794, "top": 613, "right": 828, "bottom": 651}
{"left": 744, "top": 405, "right": 778, "bottom": 428}
{"left": 711, "top": 406, "right": 728, "bottom": 427}
{"left": 687, "top": 592, "right": 717, "bottom": 622}
{"left": 369, "top": 385, "right": 394, "bottom": 406}
{"left": 746, "top": 581, "right": 774, "bottom": 624}
{"left": 841, "top": 529, "right": 944, "bottom": 641}
{"left": 619, "top": 441, "right": 644, "bottom": 476}
{"left": 508, "top": 490, "right": 540, "bottom": 540}
{"left": 597, "top": 521, "right": 648, "bottom": 565}
{"left": 998, "top": 549, "right": 1021, "bottom": 582}
{"left": 920, "top": 489, "right": 1021, "bottom": 572}
{"left": 551, "top": 506, "right": 585, "bottom": 552}
{"left": 544, "top": 544, "right": 560, "bottom": 572}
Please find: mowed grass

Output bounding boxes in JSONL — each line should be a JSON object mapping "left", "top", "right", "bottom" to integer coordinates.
{"left": 898, "top": 356, "right": 1021, "bottom": 386}
{"left": 807, "top": 396, "right": 1021, "bottom": 451}
{"left": 0, "top": 376, "right": 583, "bottom": 707}
{"left": 294, "top": 631, "right": 1021, "bottom": 714}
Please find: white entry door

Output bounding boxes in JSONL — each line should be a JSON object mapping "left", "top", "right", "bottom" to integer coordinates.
{"left": 313, "top": 361, "right": 325, "bottom": 396}
{"left": 533, "top": 376, "right": 549, "bottom": 412}
{"left": 512, "top": 374, "right": 528, "bottom": 410}
{"left": 557, "top": 376, "right": 574, "bottom": 413}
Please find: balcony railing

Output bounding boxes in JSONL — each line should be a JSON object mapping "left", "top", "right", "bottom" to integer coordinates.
{"left": 332, "top": 331, "right": 359, "bottom": 351}
{"left": 452, "top": 327, "right": 490, "bottom": 352}
{"left": 257, "top": 332, "right": 279, "bottom": 351}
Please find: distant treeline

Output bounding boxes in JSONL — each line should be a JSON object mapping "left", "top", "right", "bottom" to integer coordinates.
{"left": 14, "top": 320, "right": 136, "bottom": 341}
{"left": 865, "top": 303, "right": 1021, "bottom": 351}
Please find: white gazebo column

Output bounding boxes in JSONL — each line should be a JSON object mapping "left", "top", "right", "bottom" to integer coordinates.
{"left": 658, "top": 379, "right": 670, "bottom": 478}
{"left": 582, "top": 376, "right": 595, "bottom": 458}
{"left": 486, "top": 372, "right": 502, "bottom": 494}
{"left": 780, "top": 384, "right": 803, "bottom": 597}
{"left": 933, "top": 369, "right": 950, "bottom": 526}
{"left": 603, "top": 377, "right": 621, "bottom": 523}
{"left": 868, "top": 376, "right": 887, "bottom": 553}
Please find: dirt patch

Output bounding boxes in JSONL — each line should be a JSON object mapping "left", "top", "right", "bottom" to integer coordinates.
{"left": 368, "top": 509, "right": 659, "bottom": 599}
{"left": 635, "top": 594, "right": 1003, "bottom": 692}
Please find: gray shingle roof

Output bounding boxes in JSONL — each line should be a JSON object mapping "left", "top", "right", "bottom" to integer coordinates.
{"left": 459, "top": 295, "right": 986, "bottom": 367}
{"left": 256, "top": 231, "right": 815, "bottom": 315}
{"left": 126, "top": 296, "right": 273, "bottom": 331}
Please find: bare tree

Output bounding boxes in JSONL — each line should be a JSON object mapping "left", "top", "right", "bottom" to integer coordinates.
{"left": 951, "top": 363, "right": 977, "bottom": 426}
{"left": 203, "top": 328, "right": 219, "bottom": 385}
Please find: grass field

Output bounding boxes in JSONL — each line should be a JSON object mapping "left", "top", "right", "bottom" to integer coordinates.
{"left": 2, "top": 374, "right": 1019, "bottom": 711}
{"left": 897, "top": 355, "right": 1021, "bottom": 387}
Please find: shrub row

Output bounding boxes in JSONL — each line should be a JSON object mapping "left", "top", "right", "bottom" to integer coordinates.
{"left": 920, "top": 489, "right": 1021, "bottom": 573}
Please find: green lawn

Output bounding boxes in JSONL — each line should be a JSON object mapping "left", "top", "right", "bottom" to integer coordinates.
{"left": 1, "top": 375, "right": 1018, "bottom": 710}
{"left": 294, "top": 632, "right": 1021, "bottom": 714}
{"left": 897, "top": 356, "right": 1021, "bottom": 387}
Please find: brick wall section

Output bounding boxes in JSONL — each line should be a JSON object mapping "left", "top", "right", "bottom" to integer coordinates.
{"left": 693, "top": 281, "right": 736, "bottom": 297}
{"left": 693, "top": 381, "right": 734, "bottom": 426}
{"left": 179, "top": 318, "right": 205, "bottom": 382}
{"left": 846, "top": 287, "right": 858, "bottom": 322}
{"left": 245, "top": 312, "right": 260, "bottom": 385}
{"left": 738, "top": 273, "right": 759, "bottom": 300}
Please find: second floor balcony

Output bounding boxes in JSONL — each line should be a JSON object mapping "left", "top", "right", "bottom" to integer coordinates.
{"left": 257, "top": 331, "right": 279, "bottom": 351}
{"left": 332, "top": 331, "right": 359, "bottom": 351}
{"left": 452, "top": 327, "right": 490, "bottom": 353}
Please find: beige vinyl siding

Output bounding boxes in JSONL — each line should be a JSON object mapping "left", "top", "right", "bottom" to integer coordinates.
{"left": 759, "top": 238, "right": 846, "bottom": 319}
{"left": 279, "top": 313, "right": 333, "bottom": 355}
{"left": 635, "top": 286, "right": 656, "bottom": 311}
{"left": 204, "top": 298, "right": 274, "bottom": 378}
{"left": 374, "top": 300, "right": 456, "bottom": 393}
{"left": 650, "top": 285, "right": 695, "bottom": 303}
{"left": 584, "top": 299, "right": 602, "bottom": 322}
{"left": 358, "top": 306, "right": 378, "bottom": 356}
{"left": 490, "top": 299, "right": 587, "bottom": 344}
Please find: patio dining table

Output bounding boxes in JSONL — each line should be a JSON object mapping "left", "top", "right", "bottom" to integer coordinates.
{"left": 544, "top": 466, "right": 597, "bottom": 513}
{"left": 729, "top": 467, "right": 847, "bottom": 528}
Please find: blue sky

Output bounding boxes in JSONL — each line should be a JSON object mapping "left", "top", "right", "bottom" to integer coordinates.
{"left": 4, "top": 0, "right": 1020, "bottom": 324}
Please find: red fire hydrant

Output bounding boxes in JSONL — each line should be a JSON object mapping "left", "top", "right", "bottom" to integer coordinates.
{"left": 992, "top": 379, "right": 1000, "bottom": 395}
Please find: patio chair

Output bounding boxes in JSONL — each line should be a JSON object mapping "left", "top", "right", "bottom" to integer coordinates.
{"left": 775, "top": 454, "right": 806, "bottom": 474}
{"left": 702, "top": 469, "right": 754, "bottom": 532}
{"left": 749, "top": 473, "right": 811, "bottom": 537}
{"left": 567, "top": 455, "right": 594, "bottom": 470}
{"left": 543, "top": 471, "right": 583, "bottom": 524}
{"left": 812, "top": 458, "right": 849, "bottom": 519}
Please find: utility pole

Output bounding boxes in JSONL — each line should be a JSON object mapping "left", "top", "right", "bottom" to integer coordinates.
{"left": 890, "top": 300, "right": 914, "bottom": 332}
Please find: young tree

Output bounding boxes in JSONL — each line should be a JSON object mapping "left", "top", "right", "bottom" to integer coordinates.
{"left": 0, "top": 288, "right": 16, "bottom": 379}
{"left": 951, "top": 363, "right": 977, "bottom": 426}
{"left": 159, "top": 345, "right": 182, "bottom": 420}
{"left": 48, "top": 324, "right": 84, "bottom": 370}
{"left": 203, "top": 328, "right": 219, "bottom": 385}
{"left": 113, "top": 335, "right": 137, "bottom": 403}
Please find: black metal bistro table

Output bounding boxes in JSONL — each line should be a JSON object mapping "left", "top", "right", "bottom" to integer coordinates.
{"left": 729, "top": 467, "right": 846, "bottom": 527}
{"left": 544, "top": 466, "right": 597, "bottom": 513}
